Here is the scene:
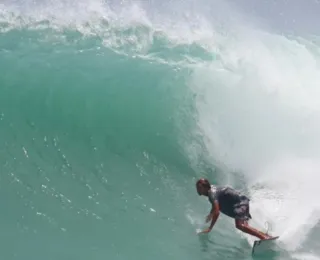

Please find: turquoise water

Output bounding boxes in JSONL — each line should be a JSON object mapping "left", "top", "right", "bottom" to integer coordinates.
{"left": 1, "top": 1, "right": 320, "bottom": 260}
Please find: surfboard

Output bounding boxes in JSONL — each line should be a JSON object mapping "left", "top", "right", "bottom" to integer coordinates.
{"left": 252, "top": 236, "right": 279, "bottom": 256}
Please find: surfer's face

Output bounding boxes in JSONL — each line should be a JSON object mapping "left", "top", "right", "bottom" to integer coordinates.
{"left": 196, "top": 183, "right": 206, "bottom": 196}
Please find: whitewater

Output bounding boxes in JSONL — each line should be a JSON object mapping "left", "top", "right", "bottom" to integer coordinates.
{"left": 1, "top": 0, "right": 320, "bottom": 259}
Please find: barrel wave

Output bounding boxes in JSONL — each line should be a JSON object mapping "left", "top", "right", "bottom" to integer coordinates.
{"left": 1, "top": 1, "right": 320, "bottom": 260}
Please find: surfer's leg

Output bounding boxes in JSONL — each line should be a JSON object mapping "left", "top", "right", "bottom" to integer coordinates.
{"left": 235, "top": 220, "right": 270, "bottom": 240}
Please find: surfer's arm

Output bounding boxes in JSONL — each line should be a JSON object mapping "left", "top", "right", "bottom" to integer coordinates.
{"left": 199, "top": 200, "right": 220, "bottom": 234}
{"left": 208, "top": 200, "right": 220, "bottom": 229}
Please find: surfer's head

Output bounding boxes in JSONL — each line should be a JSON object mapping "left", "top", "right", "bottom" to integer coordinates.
{"left": 196, "top": 178, "right": 211, "bottom": 196}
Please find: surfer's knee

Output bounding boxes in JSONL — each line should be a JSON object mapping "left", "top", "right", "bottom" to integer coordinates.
{"left": 235, "top": 220, "right": 246, "bottom": 230}
{"left": 235, "top": 222, "right": 243, "bottom": 230}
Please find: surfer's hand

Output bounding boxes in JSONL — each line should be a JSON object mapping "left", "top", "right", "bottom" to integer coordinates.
{"left": 205, "top": 214, "right": 212, "bottom": 223}
{"left": 198, "top": 228, "right": 211, "bottom": 234}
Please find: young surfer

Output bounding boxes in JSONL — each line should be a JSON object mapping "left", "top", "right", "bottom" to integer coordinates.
{"left": 196, "top": 178, "right": 273, "bottom": 240}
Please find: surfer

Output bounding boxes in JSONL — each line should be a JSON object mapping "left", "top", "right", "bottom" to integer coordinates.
{"left": 196, "top": 178, "right": 273, "bottom": 240}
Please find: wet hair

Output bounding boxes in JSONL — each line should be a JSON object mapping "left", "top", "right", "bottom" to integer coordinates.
{"left": 196, "top": 178, "right": 211, "bottom": 190}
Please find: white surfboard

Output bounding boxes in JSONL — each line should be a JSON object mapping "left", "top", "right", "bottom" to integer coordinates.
{"left": 252, "top": 236, "right": 279, "bottom": 256}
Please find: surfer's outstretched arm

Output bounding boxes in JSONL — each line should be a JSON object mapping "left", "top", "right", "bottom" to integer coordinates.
{"left": 199, "top": 200, "right": 220, "bottom": 233}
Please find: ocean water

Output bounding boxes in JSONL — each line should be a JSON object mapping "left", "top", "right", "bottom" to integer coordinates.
{"left": 1, "top": 1, "right": 320, "bottom": 259}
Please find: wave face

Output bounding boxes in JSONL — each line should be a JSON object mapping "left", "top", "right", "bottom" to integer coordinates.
{"left": 1, "top": 1, "right": 320, "bottom": 260}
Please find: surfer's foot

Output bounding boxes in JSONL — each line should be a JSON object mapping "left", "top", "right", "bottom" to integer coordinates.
{"left": 262, "top": 234, "right": 272, "bottom": 240}
{"left": 261, "top": 233, "right": 275, "bottom": 240}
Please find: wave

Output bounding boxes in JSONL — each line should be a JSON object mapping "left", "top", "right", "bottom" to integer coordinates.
{"left": 1, "top": 1, "right": 320, "bottom": 259}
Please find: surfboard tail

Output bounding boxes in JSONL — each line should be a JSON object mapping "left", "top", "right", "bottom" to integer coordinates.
{"left": 252, "top": 236, "right": 280, "bottom": 255}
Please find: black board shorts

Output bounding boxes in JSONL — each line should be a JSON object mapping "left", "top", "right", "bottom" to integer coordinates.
{"left": 220, "top": 197, "right": 252, "bottom": 221}
{"left": 232, "top": 199, "right": 252, "bottom": 221}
